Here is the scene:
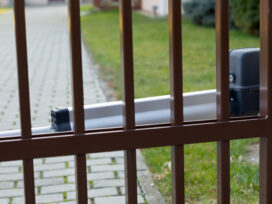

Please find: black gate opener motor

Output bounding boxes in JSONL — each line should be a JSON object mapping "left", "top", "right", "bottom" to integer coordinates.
{"left": 51, "top": 48, "right": 261, "bottom": 132}
{"left": 230, "top": 48, "right": 260, "bottom": 116}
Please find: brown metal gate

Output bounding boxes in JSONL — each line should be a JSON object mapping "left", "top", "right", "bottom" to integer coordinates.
{"left": 1, "top": 0, "right": 271, "bottom": 203}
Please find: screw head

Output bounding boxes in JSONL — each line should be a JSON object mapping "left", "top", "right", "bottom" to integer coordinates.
{"left": 229, "top": 74, "right": 235, "bottom": 83}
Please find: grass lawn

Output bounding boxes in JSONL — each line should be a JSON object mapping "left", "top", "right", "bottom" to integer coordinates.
{"left": 81, "top": 8, "right": 260, "bottom": 203}
{"left": 80, "top": 4, "right": 93, "bottom": 12}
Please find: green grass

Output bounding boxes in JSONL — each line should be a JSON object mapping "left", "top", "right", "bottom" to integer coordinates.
{"left": 80, "top": 4, "right": 93, "bottom": 12}
{"left": 81, "top": 9, "right": 260, "bottom": 203}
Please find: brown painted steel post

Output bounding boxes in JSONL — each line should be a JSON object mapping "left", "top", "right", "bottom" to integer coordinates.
{"left": 93, "top": 0, "right": 100, "bottom": 9}
{"left": 68, "top": 1, "right": 88, "bottom": 203}
{"left": 168, "top": 0, "right": 184, "bottom": 203}
{"left": 119, "top": 0, "right": 137, "bottom": 203}
{"left": 259, "top": 0, "right": 272, "bottom": 203}
{"left": 13, "top": 0, "right": 36, "bottom": 203}
{"left": 216, "top": 0, "right": 230, "bottom": 203}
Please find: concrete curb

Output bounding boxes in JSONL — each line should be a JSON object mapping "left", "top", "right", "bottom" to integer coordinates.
{"left": 137, "top": 150, "right": 166, "bottom": 204}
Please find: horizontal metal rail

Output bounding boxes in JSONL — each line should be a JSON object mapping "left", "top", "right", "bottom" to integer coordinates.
{"left": 0, "top": 116, "right": 267, "bottom": 162}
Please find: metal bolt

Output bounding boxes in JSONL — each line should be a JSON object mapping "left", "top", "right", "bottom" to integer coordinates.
{"left": 229, "top": 74, "right": 235, "bottom": 83}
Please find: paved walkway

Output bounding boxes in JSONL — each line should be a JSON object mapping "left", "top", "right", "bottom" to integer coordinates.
{"left": 0, "top": 4, "right": 147, "bottom": 204}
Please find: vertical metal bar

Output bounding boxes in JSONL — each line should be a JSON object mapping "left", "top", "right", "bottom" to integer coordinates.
{"left": 13, "top": 1, "right": 36, "bottom": 203}
{"left": 216, "top": 0, "right": 230, "bottom": 203}
{"left": 168, "top": 0, "right": 184, "bottom": 203}
{"left": 93, "top": 0, "right": 100, "bottom": 8}
{"left": 259, "top": 0, "right": 272, "bottom": 203}
{"left": 119, "top": 0, "right": 137, "bottom": 203}
{"left": 68, "top": 1, "right": 88, "bottom": 203}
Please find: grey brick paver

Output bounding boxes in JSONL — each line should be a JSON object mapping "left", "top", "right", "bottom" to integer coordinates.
{"left": 92, "top": 164, "right": 124, "bottom": 172}
{"left": 12, "top": 197, "right": 25, "bottom": 204}
{"left": 67, "top": 172, "right": 115, "bottom": 183}
{"left": 117, "top": 171, "right": 125, "bottom": 178}
{"left": 36, "top": 193, "right": 64, "bottom": 203}
{"left": 43, "top": 168, "right": 75, "bottom": 178}
{"left": 88, "top": 187, "right": 118, "bottom": 198}
{"left": 0, "top": 173, "right": 23, "bottom": 182}
{"left": 67, "top": 187, "right": 118, "bottom": 200}
{"left": 17, "top": 177, "right": 65, "bottom": 188}
{"left": 0, "top": 181, "right": 13, "bottom": 189}
{"left": 87, "top": 172, "right": 115, "bottom": 181}
{"left": 68, "top": 158, "right": 112, "bottom": 168}
{"left": 59, "top": 201, "right": 77, "bottom": 204}
{"left": 0, "top": 161, "right": 22, "bottom": 167}
{"left": 0, "top": 198, "right": 9, "bottom": 204}
{"left": 59, "top": 202, "right": 77, "bottom": 204}
{"left": 34, "top": 163, "right": 66, "bottom": 171}
{"left": 93, "top": 179, "right": 125, "bottom": 188}
{"left": 33, "top": 159, "right": 43, "bottom": 165}
{"left": 0, "top": 188, "right": 24, "bottom": 198}
{"left": 90, "top": 151, "right": 124, "bottom": 159}
{"left": 116, "top": 158, "right": 124, "bottom": 164}
{"left": 0, "top": 171, "right": 39, "bottom": 182}
{"left": 41, "top": 184, "right": 75, "bottom": 194}
{"left": 35, "top": 177, "right": 65, "bottom": 187}
{"left": 0, "top": 167, "right": 19, "bottom": 174}
{"left": 45, "top": 156, "right": 74, "bottom": 164}
{"left": 95, "top": 195, "right": 145, "bottom": 204}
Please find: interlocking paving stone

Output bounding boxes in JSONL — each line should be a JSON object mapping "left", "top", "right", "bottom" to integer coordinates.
{"left": 87, "top": 172, "right": 115, "bottom": 181}
{"left": 34, "top": 159, "right": 43, "bottom": 165}
{"left": 45, "top": 156, "right": 74, "bottom": 164}
{"left": 43, "top": 168, "right": 75, "bottom": 178}
{"left": 0, "top": 173, "right": 23, "bottom": 182}
{"left": 91, "top": 164, "right": 124, "bottom": 172}
{"left": 35, "top": 177, "right": 65, "bottom": 187}
{"left": 41, "top": 184, "right": 75, "bottom": 194}
{"left": 68, "top": 158, "right": 112, "bottom": 168}
{"left": 34, "top": 163, "right": 66, "bottom": 171}
{"left": 0, "top": 161, "right": 22, "bottom": 167}
{"left": 0, "top": 188, "right": 24, "bottom": 198}
{"left": 36, "top": 193, "right": 64, "bottom": 203}
{"left": 0, "top": 181, "right": 13, "bottom": 189}
{"left": 0, "top": 167, "right": 19, "bottom": 174}
{"left": 117, "top": 171, "right": 125, "bottom": 179}
{"left": 18, "top": 177, "right": 65, "bottom": 188}
{"left": 67, "top": 172, "right": 115, "bottom": 183}
{"left": 0, "top": 171, "right": 40, "bottom": 182}
{"left": 59, "top": 201, "right": 78, "bottom": 204}
{"left": 95, "top": 195, "right": 145, "bottom": 204}
{"left": 66, "top": 187, "right": 118, "bottom": 200}
{"left": 59, "top": 201, "right": 77, "bottom": 204}
{"left": 116, "top": 158, "right": 124, "bottom": 164}
{"left": 0, "top": 198, "right": 9, "bottom": 204}
{"left": 12, "top": 197, "right": 25, "bottom": 204}
{"left": 90, "top": 151, "right": 124, "bottom": 159}
{"left": 88, "top": 187, "right": 118, "bottom": 198}
{"left": 86, "top": 158, "right": 113, "bottom": 166}
{"left": 93, "top": 179, "right": 125, "bottom": 188}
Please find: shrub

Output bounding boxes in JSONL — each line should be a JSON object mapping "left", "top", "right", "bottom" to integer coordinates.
{"left": 230, "top": 0, "right": 259, "bottom": 35}
{"left": 183, "top": 0, "right": 216, "bottom": 27}
{"left": 183, "top": 0, "right": 236, "bottom": 29}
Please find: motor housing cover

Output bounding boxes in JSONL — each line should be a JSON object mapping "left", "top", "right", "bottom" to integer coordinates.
{"left": 229, "top": 48, "right": 260, "bottom": 116}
